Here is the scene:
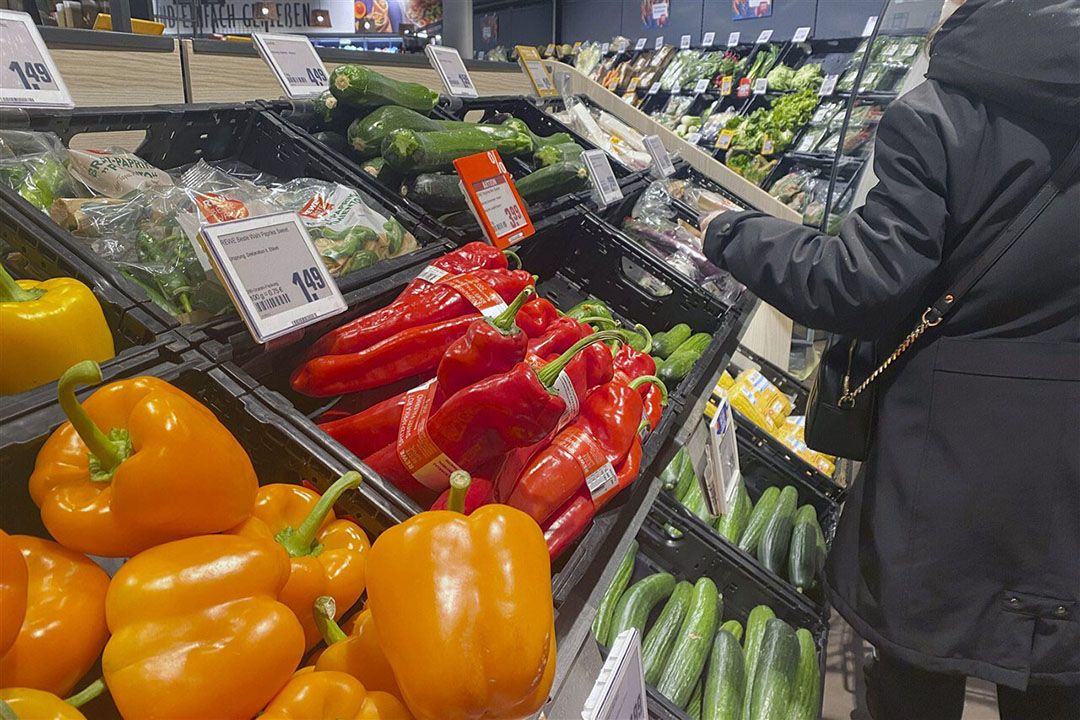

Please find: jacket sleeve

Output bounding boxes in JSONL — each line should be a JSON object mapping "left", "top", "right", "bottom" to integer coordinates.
{"left": 704, "top": 96, "right": 949, "bottom": 338}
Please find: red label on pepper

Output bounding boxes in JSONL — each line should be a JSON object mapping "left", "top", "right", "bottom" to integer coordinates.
{"left": 553, "top": 425, "right": 618, "bottom": 502}
{"left": 192, "top": 191, "right": 250, "bottom": 224}
{"left": 396, "top": 380, "right": 463, "bottom": 490}
{"left": 441, "top": 271, "right": 509, "bottom": 318}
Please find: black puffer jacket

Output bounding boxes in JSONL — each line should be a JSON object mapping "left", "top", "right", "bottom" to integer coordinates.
{"left": 704, "top": 0, "right": 1079, "bottom": 689}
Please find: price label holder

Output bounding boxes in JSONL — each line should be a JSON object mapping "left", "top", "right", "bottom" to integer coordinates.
{"left": 680, "top": 34, "right": 692, "bottom": 50}
{"left": 720, "top": 75, "right": 734, "bottom": 95}
{"left": 454, "top": 150, "right": 534, "bottom": 249}
{"left": 716, "top": 129, "right": 735, "bottom": 151}
{"left": 752, "top": 77, "right": 768, "bottom": 95}
{"left": 693, "top": 78, "right": 710, "bottom": 95}
{"left": 654, "top": 36, "right": 664, "bottom": 50}
{"left": 819, "top": 73, "right": 839, "bottom": 97}
{"left": 687, "top": 131, "right": 702, "bottom": 145}
{"left": 0, "top": 9, "right": 73, "bottom": 109}
{"left": 862, "top": 16, "right": 879, "bottom": 37}
{"left": 582, "top": 149, "right": 623, "bottom": 207}
{"left": 793, "top": 26, "right": 812, "bottom": 43}
{"left": 426, "top": 44, "right": 478, "bottom": 98}
{"left": 635, "top": 38, "right": 647, "bottom": 51}
{"left": 727, "top": 31, "right": 740, "bottom": 47}
{"left": 252, "top": 33, "right": 328, "bottom": 99}
{"left": 198, "top": 211, "right": 346, "bottom": 344}
{"left": 643, "top": 134, "right": 675, "bottom": 179}
{"left": 516, "top": 45, "right": 557, "bottom": 97}
{"left": 756, "top": 29, "right": 774, "bottom": 44}
{"left": 702, "top": 31, "right": 715, "bottom": 47}
{"left": 702, "top": 391, "right": 741, "bottom": 517}
{"left": 736, "top": 77, "right": 751, "bottom": 98}
{"left": 600, "top": 42, "right": 610, "bottom": 54}
{"left": 761, "top": 135, "right": 775, "bottom": 155}
{"left": 647, "top": 81, "right": 661, "bottom": 95}
{"left": 626, "top": 77, "right": 640, "bottom": 93}
{"left": 618, "top": 39, "right": 629, "bottom": 53}
{"left": 582, "top": 629, "right": 647, "bottom": 720}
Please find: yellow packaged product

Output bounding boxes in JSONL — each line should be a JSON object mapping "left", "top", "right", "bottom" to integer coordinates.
{"left": 728, "top": 368, "right": 793, "bottom": 433}
{"left": 779, "top": 415, "right": 837, "bottom": 476}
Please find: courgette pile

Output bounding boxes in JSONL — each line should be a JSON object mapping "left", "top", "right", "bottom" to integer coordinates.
{"left": 652, "top": 323, "right": 712, "bottom": 384}
{"left": 662, "top": 452, "right": 828, "bottom": 594}
{"left": 592, "top": 545, "right": 822, "bottom": 719}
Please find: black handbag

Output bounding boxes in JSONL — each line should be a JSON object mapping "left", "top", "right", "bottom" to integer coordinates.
{"left": 805, "top": 136, "right": 1080, "bottom": 460}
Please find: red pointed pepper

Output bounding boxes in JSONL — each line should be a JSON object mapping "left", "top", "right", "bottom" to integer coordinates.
{"left": 516, "top": 297, "right": 560, "bottom": 338}
{"left": 399, "top": 242, "right": 514, "bottom": 299}
{"left": 528, "top": 316, "right": 591, "bottom": 358}
{"left": 543, "top": 484, "right": 594, "bottom": 561}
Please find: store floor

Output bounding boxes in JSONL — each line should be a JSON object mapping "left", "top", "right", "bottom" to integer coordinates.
{"left": 824, "top": 611, "right": 1000, "bottom": 719}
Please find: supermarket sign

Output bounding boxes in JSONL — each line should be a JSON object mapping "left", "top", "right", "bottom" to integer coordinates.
{"left": 152, "top": 0, "right": 445, "bottom": 35}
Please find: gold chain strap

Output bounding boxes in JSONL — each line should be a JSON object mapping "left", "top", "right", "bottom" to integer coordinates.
{"left": 838, "top": 307, "right": 941, "bottom": 408}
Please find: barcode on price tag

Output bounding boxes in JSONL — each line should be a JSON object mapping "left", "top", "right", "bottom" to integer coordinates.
{"left": 426, "top": 45, "right": 478, "bottom": 97}
{"left": 680, "top": 34, "right": 692, "bottom": 49}
{"left": 862, "top": 16, "right": 879, "bottom": 37}
{"left": 635, "top": 38, "right": 647, "bottom": 50}
{"left": 582, "top": 149, "right": 623, "bottom": 206}
{"left": 752, "top": 77, "right": 768, "bottom": 95}
{"left": 655, "top": 36, "right": 664, "bottom": 50}
{"left": 756, "top": 29, "right": 774, "bottom": 44}
{"left": 819, "top": 73, "right": 839, "bottom": 96}
{"left": 793, "top": 26, "right": 812, "bottom": 43}
{"left": 702, "top": 31, "right": 715, "bottom": 47}
{"left": 648, "top": 81, "right": 661, "bottom": 95}
{"left": 253, "top": 33, "right": 328, "bottom": 99}
{"left": 582, "top": 629, "right": 648, "bottom": 720}
{"left": 0, "top": 9, "right": 73, "bottom": 108}
{"left": 727, "top": 31, "right": 740, "bottom": 47}
{"left": 199, "top": 211, "right": 346, "bottom": 343}
{"left": 643, "top": 134, "right": 675, "bottom": 178}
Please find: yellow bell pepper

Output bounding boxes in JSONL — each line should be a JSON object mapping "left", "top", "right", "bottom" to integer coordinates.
{"left": 261, "top": 670, "right": 413, "bottom": 720}
{"left": 0, "top": 687, "right": 86, "bottom": 720}
{"left": 313, "top": 598, "right": 402, "bottom": 699}
{"left": 0, "top": 264, "right": 113, "bottom": 395}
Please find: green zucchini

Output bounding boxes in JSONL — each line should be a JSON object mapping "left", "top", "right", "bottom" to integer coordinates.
{"left": 516, "top": 161, "right": 589, "bottom": 204}
{"left": 661, "top": 447, "right": 690, "bottom": 492}
{"left": 403, "top": 173, "right": 467, "bottom": 214}
{"left": 719, "top": 619, "right": 744, "bottom": 643}
{"left": 791, "top": 628, "right": 821, "bottom": 720}
{"left": 656, "top": 578, "right": 721, "bottom": 708}
{"left": 788, "top": 505, "right": 825, "bottom": 592}
{"left": 641, "top": 580, "right": 693, "bottom": 685}
{"left": 535, "top": 141, "right": 585, "bottom": 167}
{"left": 680, "top": 476, "right": 717, "bottom": 525}
{"left": 673, "top": 451, "right": 697, "bottom": 502}
{"left": 652, "top": 323, "right": 692, "bottom": 359}
{"left": 657, "top": 332, "right": 712, "bottom": 384}
{"left": 330, "top": 65, "right": 439, "bottom": 112}
{"left": 527, "top": 128, "right": 576, "bottom": 149}
{"left": 747, "top": 619, "right": 800, "bottom": 720}
{"left": 347, "top": 106, "right": 444, "bottom": 158}
{"left": 716, "top": 481, "right": 753, "bottom": 545}
{"left": 757, "top": 486, "right": 798, "bottom": 576}
{"left": 311, "top": 89, "right": 338, "bottom": 126}
{"left": 382, "top": 127, "right": 533, "bottom": 173}
{"left": 742, "top": 604, "right": 776, "bottom": 720}
{"left": 592, "top": 540, "right": 638, "bottom": 645}
{"left": 703, "top": 627, "right": 746, "bottom": 720}
{"left": 738, "top": 487, "right": 780, "bottom": 555}
{"left": 687, "top": 680, "right": 704, "bottom": 720}
{"left": 607, "top": 572, "right": 676, "bottom": 642}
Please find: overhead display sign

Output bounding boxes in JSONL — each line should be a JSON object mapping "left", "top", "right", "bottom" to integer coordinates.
{"left": 152, "top": 0, "right": 443, "bottom": 36}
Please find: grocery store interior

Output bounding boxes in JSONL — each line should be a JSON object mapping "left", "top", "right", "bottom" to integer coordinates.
{"left": 2, "top": 1, "right": 1077, "bottom": 719}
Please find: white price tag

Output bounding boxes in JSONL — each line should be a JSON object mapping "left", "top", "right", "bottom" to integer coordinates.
{"left": 693, "top": 78, "right": 710, "bottom": 95}
{"left": 819, "top": 73, "right": 839, "bottom": 96}
{"left": 680, "top": 34, "right": 692, "bottom": 50}
{"left": 643, "top": 134, "right": 675, "bottom": 178}
{"left": 756, "top": 29, "right": 774, "bottom": 44}
{"left": 862, "top": 16, "right": 879, "bottom": 37}
{"left": 426, "top": 45, "right": 477, "bottom": 98}
{"left": 727, "top": 31, "right": 741, "bottom": 47}
{"left": 582, "top": 629, "right": 647, "bottom": 720}
{"left": 635, "top": 38, "right": 647, "bottom": 51}
{"left": 687, "top": 131, "right": 702, "bottom": 145}
{"left": 582, "top": 149, "right": 624, "bottom": 206}
{"left": 252, "top": 33, "right": 328, "bottom": 99}
{"left": 752, "top": 77, "right": 768, "bottom": 95}
{"left": 0, "top": 10, "right": 73, "bottom": 109}
{"left": 647, "top": 81, "right": 661, "bottom": 95}
{"left": 199, "top": 212, "right": 346, "bottom": 344}
{"left": 703, "top": 391, "right": 741, "bottom": 517}
{"left": 601, "top": 42, "right": 610, "bottom": 53}
{"left": 586, "top": 462, "right": 619, "bottom": 501}
{"left": 793, "top": 26, "right": 812, "bottom": 43}
{"left": 702, "top": 31, "right": 715, "bottom": 47}
{"left": 655, "top": 36, "right": 664, "bottom": 50}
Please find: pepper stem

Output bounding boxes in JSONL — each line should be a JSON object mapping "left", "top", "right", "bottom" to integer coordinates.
{"left": 536, "top": 330, "right": 622, "bottom": 388}
{"left": 65, "top": 678, "right": 107, "bottom": 708}
{"left": 57, "top": 361, "right": 132, "bottom": 483}
{"left": 577, "top": 315, "right": 618, "bottom": 330}
{"left": 275, "top": 472, "right": 362, "bottom": 557}
{"left": 632, "top": 324, "right": 653, "bottom": 354}
{"left": 447, "top": 470, "right": 471, "bottom": 514}
{"left": 313, "top": 596, "right": 348, "bottom": 645}
{"left": 502, "top": 249, "right": 522, "bottom": 269}
{"left": 630, "top": 375, "right": 668, "bottom": 406}
{"left": 488, "top": 286, "right": 534, "bottom": 334}
{"left": 0, "top": 263, "right": 44, "bottom": 302}
{"left": 0, "top": 701, "right": 15, "bottom": 720}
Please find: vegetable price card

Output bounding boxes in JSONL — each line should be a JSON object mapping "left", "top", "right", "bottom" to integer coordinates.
{"left": 0, "top": 9, "right": 73, "bottom": 109}
{"left": 454, "top": 150, "right": 534, "bottom": 249}
{"left": 727, "top": 31, "right": 741, "bottom": 47}
{"left": 426, "top": 45, "right": 478, "bottom": 98}
{"left": 582, "top": 149, "right": 623, "bottom": 207}
{"left": 693, "top": 78, "right": 710, "bottom": 95}
{"left": 793, "top": 26, "right": 812, "bottom": 43}
{"left": 862, "top": 16, "right": 879, "bottom": 37}
{"left": 253, "top": 33, "right": 329, "bottom": 99}
{"left": 703, "top": 389, "right": 742, "bottom": 516}
{"left": 702, "top": 31, "right": 715, "bottom": 47}
{"left": 720, "top": 75, "right": 734, "bottom": 95}
{"left": 716, "top": 129, "right": 736, "bottom": 150}
{"left": 516, "top": 45, "right": 557, "bottom": 98}
{"left": 756, "top": 29, "right": 774, "bottom": 44}
{"left": 648, "top": 81, "right": 661, "bottom": 95}
{"left": 582, "top": 629, "right": 647, "bottom": 720}
{"left": 198, "top": 211, "right": 346, "bottom": 344}
{"left": 752, "top": 77, "right": 768, "bottom": 95}
{"left": 643, "top": 135, "right": 675, "bottom": 178}
{"left": 655, "top": 36, "right": 664, "bottom": 50}
{"left": 635, "top": 38, "right": 647, "bottom": 50}
{"left": 601, "top": 42, "right": 610, "bottom": 53}
{"left": 680, "top": 34, "right": 692, "bottom": 50}
{"left": 819, "top": 73, "right": 839, "bottom": 97}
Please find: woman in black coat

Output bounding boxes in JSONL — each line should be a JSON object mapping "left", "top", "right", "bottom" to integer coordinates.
{"left": 702, "top": 1, "right": 1079, "bottom": 718}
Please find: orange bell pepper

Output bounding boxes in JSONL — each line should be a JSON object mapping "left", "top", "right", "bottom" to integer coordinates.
{"left": 261, "top": 670, "right": 413, "bottom": 720}
{"left": 102, "top": 534, "right": 305, "bottom": 720}
{"left": 0, "top": 530, "right": 28, "bottom": 656}
{"left": 0, "top": 687, "right": 90, "bottom": 720}
{"left": 313, "top": 597, "right": 402, "bottom": 699}
{"left": 28, "top": 360, "right": 259, "bottom": 557}
{"left": 365, "top": 472, "right": 557, "bottom": 720}
{"left": 232, "top": 472, "right": 371, "bottom": 649}
{"left": 0, "top": 536, "right": 109, "bottom": 696}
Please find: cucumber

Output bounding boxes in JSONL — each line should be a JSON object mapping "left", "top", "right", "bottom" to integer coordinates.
{"left": 719, "top": 619, "right": 744, "bottom": 643}
{"left": 742, "top": 604, "right": 776, "bottom": 720}
{"left": 747, "top": 619, "right": 800, "bottom": 720}
{"left": 673, "top": 451, "right": 697, "bottom": 502}
{"left": 607, "top": 572, "right": 676, "bottom": 642}
{"left": 330, "top": 65, "right": 439, "bottom": 112}
{"left": 347, "top": 106, "right": 445, "bottom": 158}
{"left": 788, "top": 505, "right": 825, "bottom": 592}
{"left": 657, "top": 332, "right": 712, "bottom": 384}
{"left": 642, "top": 580, "right": 693, "bottom": 685}
{"left": 757, "top": 486, "right": 798, "bottom": 576}
{"left": 383, "top": 127, "right": 533, "bottom": 173}
{"left": 680, "top": 476, "right": 717, "bottom": 525}
{"left": 656, "top": 578, "right": 721, "bottom": 709}
{"left": 515, "top": 161, "right": 589, "bottom": 204}
{"left": 403, "top": 173, "right": 468, "bottom": 214}
{"left": 703, "top": 627, "right": 746, "bottom": 720}
{"left": 687, "top": 680, "right": 704, "bottom": 720}
{"left": 660, "top": 447, "right": 690, "bottom": 492}
{"left": 738, "top": 487, "right": 780, "bottom": 555}
{"left": 791, "top": 628, "right": 821, "bottom": 720}
{"left": 535, "top": 142, "right": 585, "bottom": 167}
{"left": 716, "top": 481, "right": 753, "bottom": 544}
{"left": 592, "top": 540, "right": 638, "bottom": 645}
{"left": 652, "top": 323, "right": 692, "bottom": 359}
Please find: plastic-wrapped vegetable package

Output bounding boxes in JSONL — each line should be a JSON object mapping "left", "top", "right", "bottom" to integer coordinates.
{"left": 768, "top": 170, "right": 817, "bottom": 213}
{"left": 0, "top": 130, "right": 88, "bottom": 211}
{"left": 662, "top": 178, "right": 743, "bottom": 215}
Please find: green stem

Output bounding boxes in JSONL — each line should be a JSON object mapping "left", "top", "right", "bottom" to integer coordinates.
{"left": 58, "top": 361, "right": 130, "bottom": 482}
{"left": 0, "top": 701, "right": 16, "bottom": 720}
{"left": 630, "top": 375, "right": 668, "bottom": 406}
{"left": 502, "top": 249, "right": 522, "bottom": 269}
{"left": 275, "top": 472, "right": 362, "bottom": 557}
{"left": 0, "top": 263, "right": 44, "bottom": 302}
{"left": 447, "top": 470, "right": 471, "bottom": 514}
{"left": 488, "top": 286, "right": 534, "bottom": 334}
{"left": 65, "top": 678, "right": 107, "bottom": 708}
{"left": 536, "top": 330, "right": 622, "bottom": 388}
{"left": 577, "top": 315, "right": 619, "bottom": 330}
{"left": 179, "top": 291, "right": 193, "bottom": 314}
{"left": 313, "top": 596, "right": 347, "bottom": 645}
{"left": 632, "top": 324, "right": 653, "bottom": 355}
